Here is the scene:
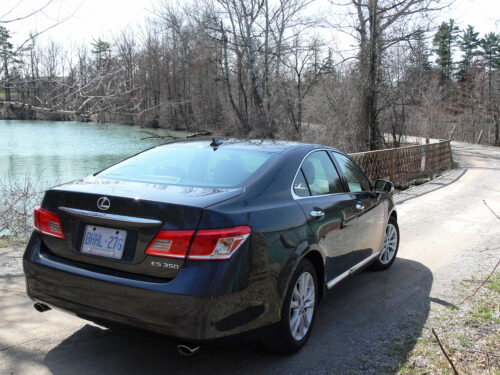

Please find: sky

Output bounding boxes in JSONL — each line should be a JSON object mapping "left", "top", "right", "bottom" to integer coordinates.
{"left": 1, "top": 0, "right": 499, "bottom": 50}
{"left": 1, "top": 0, "right": 152, "bottom": 47}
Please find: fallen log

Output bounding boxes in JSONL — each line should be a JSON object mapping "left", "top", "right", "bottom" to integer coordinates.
{"left": 0, "top": 101, "right": 80, "bottom": 116}
{"left": 187, "top": 130, "right": 212, "bottom": 138}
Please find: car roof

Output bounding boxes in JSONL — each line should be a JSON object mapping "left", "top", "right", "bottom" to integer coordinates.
{"left": 157, "top": 138, "right": 342, "bottom": 154}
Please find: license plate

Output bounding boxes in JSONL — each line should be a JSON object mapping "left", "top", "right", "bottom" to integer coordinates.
{"left": 81, "top": 225, "right": 127, "bottom": 259}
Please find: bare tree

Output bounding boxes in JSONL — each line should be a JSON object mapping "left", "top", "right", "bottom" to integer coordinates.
{"left": 329, "top": 0, "right": 446, "bottom": 150}
{"left": 0, "top": 0, "right": 79, "bottom": 53}
{"left": 280, "top": 34, "right": 324, "bottom": 139}
{"left": 186, "top": 0, "right": 318, "bottom": 137}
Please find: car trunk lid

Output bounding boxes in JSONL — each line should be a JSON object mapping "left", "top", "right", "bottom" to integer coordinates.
{"left": 39, "top": 176, "right": 243, "bottom": 279}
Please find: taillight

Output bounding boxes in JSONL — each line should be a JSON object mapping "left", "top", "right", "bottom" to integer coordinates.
{"left": 145, "top": 230, "right": 194, "bottom": 259}
{"left": 189, "top": 226, "right": 251, "bottom": 260}
{"left": 33, "top": 205, "right": 65, "bottom": 239}
{"left": 145, "top": 226, "right": 251, "bottom": 260}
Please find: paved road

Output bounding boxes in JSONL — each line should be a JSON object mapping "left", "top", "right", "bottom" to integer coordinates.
{"left": 1, "top": 142, "right": 499, "bottom": 375}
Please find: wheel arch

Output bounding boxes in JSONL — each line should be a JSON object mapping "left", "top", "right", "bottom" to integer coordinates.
{"left": 278, "top": 245, "right": 326, "bottom": 312}
{"left": 303, "top": 250, "right": 325, "bottom": 302}
{"left": 389, "top": 208, "right": 397, "bottom": 222}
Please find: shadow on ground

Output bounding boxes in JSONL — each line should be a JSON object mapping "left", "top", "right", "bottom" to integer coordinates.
{"left": 37, "top": 258, "right": 433, "bottom": 375}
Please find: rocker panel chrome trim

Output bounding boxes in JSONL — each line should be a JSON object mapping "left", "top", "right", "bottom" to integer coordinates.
{"left": 326, "top": 252, "right": 379, "bottom": 289}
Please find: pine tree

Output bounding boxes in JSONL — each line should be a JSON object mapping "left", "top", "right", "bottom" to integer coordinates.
{"left": 457, "top": 25, "right": 480, "bottom": 82}
{"left": 433, "top": 19, "right": 459, "bottom": 83}
{"left": 321, "top": 48, "right": 337, "bottom": 77}
{"left": 91, "top": 38, "right": 111, "bottom": 70}
{"left": 480, "top": 33, "right": 500, "bottom": 72}
{"left": 479, "top": 33, "right": 500, "bottom": 146}
{"left": 405, "top": 31, "right": 432, "bottom": 99}
{"left": 0, "top": 26, "right": 16, "bottom": 102}
{"left": 410, "top": 32, "right": 431, "bottom": 72}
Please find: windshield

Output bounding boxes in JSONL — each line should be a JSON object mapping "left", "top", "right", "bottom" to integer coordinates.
{"left": 97, "top": 144, "right": 276, "bottom": 188}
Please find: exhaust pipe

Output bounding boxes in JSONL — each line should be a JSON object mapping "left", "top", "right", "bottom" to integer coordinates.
{"left": 177, "top": 344, "right": 200, "bottom": 357}
{"left": 34, "top": 302, "right": 51, "bottom": 312}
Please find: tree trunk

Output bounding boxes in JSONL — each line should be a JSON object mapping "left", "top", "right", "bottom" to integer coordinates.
{"left": 3, "top": 55, "right": 11, "bottom": 102}
{"left": 244, "top": 25, "right": 266, "bottom": 135}
{"left": 367, "top": 0, "right": 381, "bottom": 150}
{"left": 296, "top": 74, "right": 302, "bottom": 140}
{"left": 221, "top": 25, "right": 250, "bottom": 136}
{"left": 263, "top": 0, "right": 273, "bottom": 137}
{"left": 495, "top": 114, "right": 499, "bottom": 147}
{"left": 357, "top": 0, "right": 382, "bottom": 151}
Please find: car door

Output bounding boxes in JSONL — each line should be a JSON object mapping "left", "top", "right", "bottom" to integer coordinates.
{"left": 331, "top": 152, "right": 386, "bottom": 265}
{"left": 292, "top": 150, "right": 359, "bottom": 280}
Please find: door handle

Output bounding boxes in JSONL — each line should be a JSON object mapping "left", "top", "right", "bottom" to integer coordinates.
{"left": 356, "top": 203, "right": 365, "bottom": 211}
{"left": 309, "top": 209, "right": 325, "bottom": 218}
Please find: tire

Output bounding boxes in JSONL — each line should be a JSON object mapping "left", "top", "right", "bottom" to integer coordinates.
{"left": 262, "top": 259, "right": 318, "bottom": 354}
{"left": 370, "top": 217, "right": 399, "bottom": 271}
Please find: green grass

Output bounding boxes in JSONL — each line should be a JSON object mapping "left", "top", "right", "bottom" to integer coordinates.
{"left": 395, "top": 362, "right": 421, "bottom": 374}
{"left": 388, "top": 343, "right": 407, "bottom": 358}
{"left": 469, "top": 304, "right": 494, "bottom": 323}
{"left": 467, "top": 273, "right": 500, "bottom": 324}
{"left": 394, "top": 271, "right": 500, "bottom": 374}
{"left": 0, "top": 235, "right": 28, "bottom": 248}
{"left": 456, "top": 334, "right": 471, "bottom": 348}
{"left": 487, "top": 272, "right": 500, "bottom": 293}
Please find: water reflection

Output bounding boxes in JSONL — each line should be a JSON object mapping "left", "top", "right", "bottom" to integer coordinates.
{"left": 0, "top": 120, "right": 169, "bottom": 188}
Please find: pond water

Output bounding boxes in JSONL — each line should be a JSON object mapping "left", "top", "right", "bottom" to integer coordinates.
{"left": 0, "top": 120, "right": 184, "bottom": 188}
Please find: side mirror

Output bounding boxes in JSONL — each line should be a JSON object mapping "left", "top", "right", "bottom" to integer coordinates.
{"left": 375, "top": 179, "right": 394, "bottom": 194}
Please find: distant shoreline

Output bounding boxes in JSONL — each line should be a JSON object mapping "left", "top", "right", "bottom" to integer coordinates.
{"left": 0, "top": 101, "right": 192, "bottom": 131}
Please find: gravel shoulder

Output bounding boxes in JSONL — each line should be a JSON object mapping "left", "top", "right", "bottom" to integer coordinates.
{"left": 1, "top": 141, "right": 499, "bottom": 375}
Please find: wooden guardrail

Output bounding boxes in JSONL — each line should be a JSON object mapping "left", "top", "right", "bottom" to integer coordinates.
{"left": 349, "top": 140, "right": 454, "bottom": 184}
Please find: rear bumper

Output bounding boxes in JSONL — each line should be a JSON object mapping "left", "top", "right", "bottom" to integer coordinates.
{"left": 23, "top": 233, "right": 280, "bottom": 342}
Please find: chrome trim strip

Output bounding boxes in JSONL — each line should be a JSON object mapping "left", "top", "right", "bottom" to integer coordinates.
{"left": 326, "top": 269, "right": 350, "bottom": 289}
{"left": 326, "top": 252, "right": 379, "bottom": 289}
{"left": 58, "top": 207, "right": 162, "bottom": 227}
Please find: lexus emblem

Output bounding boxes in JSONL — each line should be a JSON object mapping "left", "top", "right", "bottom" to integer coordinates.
{"left": 97, "top": 197, "right": 111, "bottom": 211}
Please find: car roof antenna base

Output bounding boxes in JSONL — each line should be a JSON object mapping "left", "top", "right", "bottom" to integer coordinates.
{"left": 210, "top": 137, "right": 223, "bottom": 150}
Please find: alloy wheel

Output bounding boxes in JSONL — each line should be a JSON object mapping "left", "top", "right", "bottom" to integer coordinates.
{"left": 379, "top": 223, "right": 398, "bottom": 264}
{"left": 289, "top": 271, "right": 315, "bottom": 341}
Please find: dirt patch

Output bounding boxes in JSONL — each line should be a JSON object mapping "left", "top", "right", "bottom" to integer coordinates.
{"left": 392, "top": 269, "right": 499, "bottom": 374}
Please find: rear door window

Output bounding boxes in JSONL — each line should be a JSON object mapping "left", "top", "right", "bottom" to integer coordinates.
{"left": 295, "top": 151, "right": 344, "bottom": 196}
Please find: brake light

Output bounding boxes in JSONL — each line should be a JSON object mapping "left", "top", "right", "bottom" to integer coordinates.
{"left": 145, "top": 230, "right": 194, "bottom": 259}
{"left": 145, "top": 226, "right": 251, "bottom": 260}
{"left": 34, "top": 206, "right": 65, "bottom": 239}
{"left": 189, "top": 226, "right": 251, "bottom": 260}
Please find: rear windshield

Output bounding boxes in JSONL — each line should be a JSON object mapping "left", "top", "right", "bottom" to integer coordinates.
{"left": 97, "top": 145, "right": 275, "bottom": 188}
